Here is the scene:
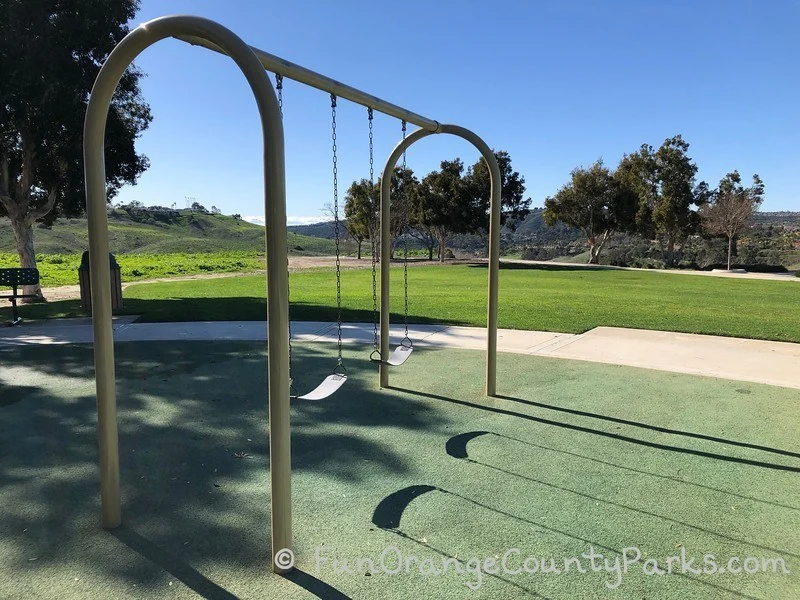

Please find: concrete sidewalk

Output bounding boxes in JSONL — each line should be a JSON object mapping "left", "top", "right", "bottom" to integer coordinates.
{"left": 1, "top": 318, "right": 799, "bottom": 390}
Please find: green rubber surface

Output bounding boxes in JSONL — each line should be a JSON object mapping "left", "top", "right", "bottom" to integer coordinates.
{"left": 1, "top": 342, "right": 798, "bottom": 599}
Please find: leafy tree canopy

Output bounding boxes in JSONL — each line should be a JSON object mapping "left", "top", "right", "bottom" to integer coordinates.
{"left": 467, "top": 150, "right": 531, "bottom": 229}
{"left": 543, "top": 160, "right": 637, "bottom": 264}
{"left": 0, "top": 0, "right": 151, "bottom": 294}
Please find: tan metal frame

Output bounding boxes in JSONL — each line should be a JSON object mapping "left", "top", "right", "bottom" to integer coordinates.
{"left": 83, "top": 14, "right": 500, "bottom": 575}
{"left": 378, "top": 126, "right": 501, "bottom": 395}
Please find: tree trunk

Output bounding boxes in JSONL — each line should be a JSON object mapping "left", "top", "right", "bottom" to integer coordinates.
{"left": 587, "top": 244, "right": 599, "bottom": 264}
{"left": 727, "top": 235, "right": 733, "bottom": 271}
{"left": 10, "top": 217, "right": 44, "bottom": 300}
{"left": 357, "top": 241, "right": 362, "bottom": 260}
{"left": 427, "top": 245, "right": 433, "bottom": 261}
{"left": 438, "top": 233, "right": 447, "bottom": 263}
{"left": 586, "top": 235, "right": 599, "bottom": 264}
{"left": 666, "top": 235, "right": 676, "bottom": 268}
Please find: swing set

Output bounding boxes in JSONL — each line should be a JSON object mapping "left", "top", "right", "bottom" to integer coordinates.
{"left": 83, "top": 15, "right": 501, "bottom": 574}
{"left": 284, "top": 90, "right": 414, "bottom": 400}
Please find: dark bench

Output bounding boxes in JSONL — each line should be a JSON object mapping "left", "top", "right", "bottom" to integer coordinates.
{"left": 0, "top": 268, "right": 40, "bottom": 325}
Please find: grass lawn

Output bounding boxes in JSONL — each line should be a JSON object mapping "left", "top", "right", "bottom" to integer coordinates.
{"left": 5, "top": 263, "right": 800, "bottom": 343}
{"left": 1, "top": 342, "right": 798, "bottom": 599}
{"left": 0, "top": 251, "right": 268, "bottom": 287}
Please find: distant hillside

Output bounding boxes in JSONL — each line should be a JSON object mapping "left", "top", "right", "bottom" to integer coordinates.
{"left": 287, "top": 208, "right": 583, "bottom": 253}
{"left": 288, "top": 209, "right": 800, "bottom": 266}
{"left": 0, "top": 207, "right": 343, "bottom": 256}
{"left": 288, "top": 220, "right": 338, "bottom": 239}
{"left": 753, "top": 212, "right": 800, "bottom": 228}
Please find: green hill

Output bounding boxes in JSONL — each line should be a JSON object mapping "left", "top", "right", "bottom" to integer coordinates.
{"left": 0, "top": 208, "right": 344, "bottom": 256}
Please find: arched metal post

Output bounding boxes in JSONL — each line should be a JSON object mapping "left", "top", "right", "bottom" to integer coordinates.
{"left": 83, "top": 15, "right": 292, "bottom": 573}
{"left": 379, "top": 125, "right": 502, "bottom": 396}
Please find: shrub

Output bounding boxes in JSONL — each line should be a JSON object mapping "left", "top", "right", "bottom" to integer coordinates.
{"left": 40, "top": 255, "right": 66, "bottom": 264}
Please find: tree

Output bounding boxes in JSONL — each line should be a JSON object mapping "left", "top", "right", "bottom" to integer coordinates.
{"left": 211, "top": 205, "right": 221, "bottom": 215}
{"left": 618, "top": 135, "right": 705, "bottom": 267}
{"left": 407, "top": 223, "right": 438, "bottom": 261}
{"left": 343, "top": 169, "right": 416, "bottom": 261}
{"left": 543, "top": 160, "right": 638, "bottom": 264}
{"left": 411, "top": 159, "right": 479, "bottom": 263}
{"left": 343, "top": 179, "right": 376, "bottom": 260}
{"left": 0, "top": 0, "right": 151, "bottom": 298}
{"left": 190, "top": 201, "right": 207, "bottom": 213}
{"left": 386, "top": 167, "right": 418, "bottom": 258}
{"left": 467, "top": 150, "right": 531, "bottom": 229}
{"left": 700, "top": 172, "right": 764, "bottom": 270}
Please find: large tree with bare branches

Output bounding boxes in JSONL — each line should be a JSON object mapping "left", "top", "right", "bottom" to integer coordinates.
{"left": 0, "top": 0, "right": 151, "bottom": 298}
{"left": 700, "top": 171, "right": 764, "bottom": 270}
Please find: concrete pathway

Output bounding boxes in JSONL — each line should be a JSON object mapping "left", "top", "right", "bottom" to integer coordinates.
{"left": 2, "top": 318, "right": 799, "bottom": 390}
{"left": 503, "top": 259, "right": 799, "bottom": 281}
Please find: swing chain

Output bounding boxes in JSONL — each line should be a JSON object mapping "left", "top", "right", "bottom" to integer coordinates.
{"left": 401, "top": 120, "right": 407, "bottom": 169}
{"left": 275, "top": 73, "right": 283, "bottom": 114}
{"left": 276, "top": 73, "right": 297, "bottom": 396}
{"left": 332, "top": 94, "right": 343, "bottom": 367}
{"left": 368, "top": 107, "right": 381, "bottom": 360}
{"left": 368, "top": 108, "right": 374, "bottom": 187}
{"left": 401, "top": 120, "right": 411, "bottom": 346}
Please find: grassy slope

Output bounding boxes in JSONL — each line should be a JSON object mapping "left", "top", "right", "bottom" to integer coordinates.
{"left": 0, "top": 212, "right": 343, "bottom": 255}
{"left": 7, "top": 264, "right": 800, "bottom": 343}
{"left": 0, "top": 212, "right": 351, "bottom": 286}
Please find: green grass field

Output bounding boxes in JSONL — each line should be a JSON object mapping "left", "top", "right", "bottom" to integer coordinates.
{"left": 2, "top": 342, "right": 798, "bottom": 599}
{"left": 5, "top": 264, "right": 800, "bottom": 343}
{"left": 0, "top": 251, "right": 268, "bottom": 287}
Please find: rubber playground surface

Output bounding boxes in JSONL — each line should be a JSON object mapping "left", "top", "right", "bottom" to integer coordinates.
{"left": 1, "top": 341, "right": 798, "bottom": 599}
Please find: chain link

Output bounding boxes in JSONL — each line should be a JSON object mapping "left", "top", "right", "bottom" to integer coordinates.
{"left": 276, "top": 73, "right": 283, "bottom": 115}
{"left": 276, "top": 74, "right": 296, "bottom": 395}
{"left": 401, "top": 120, "right": 410, "bottom": 343}
{"left": 401, "top": 120, "right": 407, "bottom": 169}
{"left": 368, "top": 108, "right": 380, "bottom": 357}
{"left": 332, "top": 95, "right": 344, "bottom": 367}
{"left": 368, "top": 108, "right": 374, "bottom": 186}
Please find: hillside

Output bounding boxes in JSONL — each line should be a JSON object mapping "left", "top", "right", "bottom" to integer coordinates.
{"left": 289, "top": 208, "right": 800, "bottom": 268}
{"left": 0, "top": 208, "right": 343, "bottom": 256}
{"left": 754, "top": 212, "right": 800, "bottom": 227}
{"left": 287, "top": 207, "right": 586, "bottom": 256}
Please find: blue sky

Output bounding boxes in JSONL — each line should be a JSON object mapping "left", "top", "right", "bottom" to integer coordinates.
{"left": 115, "top": 0, "right": 800, "bottom": 222}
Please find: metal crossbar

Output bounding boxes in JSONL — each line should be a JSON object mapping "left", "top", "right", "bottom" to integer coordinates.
{"left": 175, "top": 34, "right": 441, "bottom": 132}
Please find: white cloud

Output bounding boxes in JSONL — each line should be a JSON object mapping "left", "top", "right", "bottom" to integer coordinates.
{"left": 244, "top": 215, "right": 332, "bottom": 227}
{"left": 244, "top": 215, "right": 265, "bottom": 226}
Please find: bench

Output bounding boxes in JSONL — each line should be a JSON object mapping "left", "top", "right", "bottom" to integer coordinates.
{"left": 0, "top": 268, "right": 40, "bottom": 325}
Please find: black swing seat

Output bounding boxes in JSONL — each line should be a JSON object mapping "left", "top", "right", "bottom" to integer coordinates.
{"left": 295, "top": 374, "right": 347, "bottom": 401}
